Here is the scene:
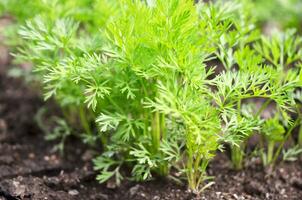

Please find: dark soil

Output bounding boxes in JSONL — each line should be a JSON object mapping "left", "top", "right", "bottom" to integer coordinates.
{"left": 1, "top": 19, "right": 302, "bottom": 200}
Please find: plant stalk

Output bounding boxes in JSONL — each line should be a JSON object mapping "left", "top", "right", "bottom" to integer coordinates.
{"left": 266, "top": 141, "right": 275, "bottom": 165}
{"left": 298, "top": 124, "right": 302, "bottom": 146}
{"left": 271, "top": 117, "right": 301, "bottom": 165}
{"left": 151, "top": 111, "right": 168, "bottom": 176}
{"left": 231, "top": 144, "right": 244, "bottom": 170}
{"left": 79, "top": 105, "right": 92, "bottom": 135}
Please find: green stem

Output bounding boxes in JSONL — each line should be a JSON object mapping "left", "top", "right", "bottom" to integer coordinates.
{"left": 143, "top": 109, "right": 149, "bottom": 136}
{"left": 186, "top": 147, "right": 200, "bottom": 192}
{"left": 231, "top": 144, "right": 244, "bottom": 170}
{"left": 62, "top": 108, "right": 72, "bottom": 124}
{"left": 237, "top": 98, "right": 241, "bottom": 112}
{"left": 196, "top": 158, "right": 208, "bottom": 189}
{"left": 187, "top": 150, "right": 195, "bottom": 191}
{"left": 107, "top": 96, "right": 124, "bottom": 114}
{"left": 260, "top": 136, "right": 267, "bottom": 166}
{"left": 151, "top": 111, "right": 168, "bottom": 176}
{"left": 231, "top": 100, "right": 244, "bottom": 170}
{"left": 187, "top": 151, "right": 210, "bottom": 193}
{"left": 152, "top": 111, "right": 161, "bottom": 151}
{"left": 79, "top": 105, "right": 92, "bottom": 135}
{"left": 271, "top": 117, "right": 301, "bottom": 165}
{"left": 266, "top": 141, "right": 275, "bottom": 165}
{"left": 255, "top": 99, "right": 273, "bottom": 166}
{"left": 299, "top": 124, "right": 302, "bottom": 146}
{"left": 159, "top": 113, "right": 168, "bottom": 176}
{"left": 193, "top": 153, "right": 202, "bottom": 181}
{"left": 295, "top": 105, "right": 302, "bottom": 146}
{"left": 161, "top": 113, "right": 166, "bottom": 139}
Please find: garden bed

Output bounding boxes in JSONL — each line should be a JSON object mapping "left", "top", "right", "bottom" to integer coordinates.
{"left": 1, "top": 53, "right": 302, "bottom": 200}
{"left": 1, "top": 1, "right": 302, "bottom": 199}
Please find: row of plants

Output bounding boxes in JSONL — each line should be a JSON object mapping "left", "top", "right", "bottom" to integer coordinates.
{"left": 1, "top": 0, "right": 302, "bottom": 194}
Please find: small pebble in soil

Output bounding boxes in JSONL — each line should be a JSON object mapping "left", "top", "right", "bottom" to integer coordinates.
{"left": 52, "top": 155, "right": 60, "bottom": 165}
{"left": 44, "top": 156, "right": 50, "bottom": 161}
{"left": 152, "top": 195, "right": 160, "bottom": 200}
{"left": 0, "top": 119, "right": 7, "bottom": 133}
{"left": 129, "top": 184, "right": 141, "bottom": 197}
{"left": 106, "top": 179, "right": 117, "bottom": 189}
{"left": 28, "top": 153, "right": 35, "bottom": 159}
{"left": 12, "top": 180, "right": 26, "bottom": 197}
{"left": 68, "top": 189, "right": 79, "bottom": 196}
{"left": 215, "top": 192, "right": 221, "bottom": 198}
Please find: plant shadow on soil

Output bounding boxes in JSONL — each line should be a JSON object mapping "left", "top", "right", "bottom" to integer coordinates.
{"left": 0, "top": 33, "right": 302, "bottom": 200}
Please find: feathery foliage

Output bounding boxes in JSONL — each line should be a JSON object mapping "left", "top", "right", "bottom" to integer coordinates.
{"left": 2, "top": 0, "right": 302, "bottom": 194}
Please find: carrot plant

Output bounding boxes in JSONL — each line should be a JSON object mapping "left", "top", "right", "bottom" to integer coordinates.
{"left": 16, "top": 0, "right": 228, "bottom": 192}
{"left": 13, "top": 0, "right": 119, "bottom": 145}
{"left": 77, "top": 0, "right": 221, "bottom": 187}
{"left": 208, "top": 2, "right": 302, "bottom": 168}
{"left": 203, "top": 0, "right": 262, "bottom": 170}
{"left": 4, "top": 0, "right": 302, "bottom": 195}
{"left": 253, "top": 30, "right": 302, "bottom": 166}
